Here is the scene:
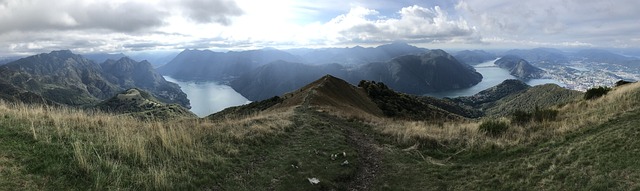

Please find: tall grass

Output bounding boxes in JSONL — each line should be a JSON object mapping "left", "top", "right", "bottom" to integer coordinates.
{"left": 367, "top": 82, "right": 640, "bottom": 151}
{"left": 0, "top": 100, "right": 293, "bottom": 189}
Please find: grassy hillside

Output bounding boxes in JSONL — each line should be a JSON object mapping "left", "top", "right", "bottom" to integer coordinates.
{"left": 1, "top": 81, "right": 640, "bottom": 190}
{"left": 486, "top": 84, "right": 582, "bottom": 116}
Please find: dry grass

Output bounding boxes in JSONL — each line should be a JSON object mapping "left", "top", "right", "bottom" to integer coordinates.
{"left": 365, "top": 83, "right": 640, "bottom": 150}
{"left": 0, "top": 100, "right": 293, "bottom": 189}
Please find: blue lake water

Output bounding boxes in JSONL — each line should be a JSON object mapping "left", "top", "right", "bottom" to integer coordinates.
{"left": 164, "top": 76, "right": 250, "bottom": 117}
{"left": 424, "top": 59, "right": 565, "bottom": 98}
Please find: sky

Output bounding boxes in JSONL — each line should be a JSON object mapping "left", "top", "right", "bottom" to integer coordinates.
{"left": 0, "top": 0, "right": 639, "bottom": 56}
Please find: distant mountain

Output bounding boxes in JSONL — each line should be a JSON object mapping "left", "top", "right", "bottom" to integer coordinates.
{"left": 0, "top": 50, "right": 189, "bottom": 108}
{"left": 101, "top": 57, "right": 189, "bottom": 107}
{"left": 158, "top": 49, "right": 301, "bottom": 82}
{"left": 158, "top": 43, "right": 429, "bottom": 82}
{"left": 494, "top": 55, "right": 545, "bottom": 79}
{"left": 82, "top": 53, "right": 128, "bottom": 64}
{"left": 503, "top": 48, "right": 569, "bottom": 65}
{"left": 0, "top": 56, "right": 22, "bottom": 65}
{"left": 355, "top": 49, "right": 482, "bottom": 94}
{"left": 128, "top": 51, "right": 180, "bottom": 67}
{"left": 230, "top": 49, "right": 482, "bottom": 101}
{"left": 230, "top": 61, "right": 349, "bottom": 101}
{"left": 97, "top": 88, "right": 196, "bottom": 120}
{"left": 453, "top": 50, "right": 497, "bottom": 65}
{"left": 286, "top": 42, "right": 428, "bottom": 66}
{"left": 572, "top": 49, "right": 635, "bottom": 64}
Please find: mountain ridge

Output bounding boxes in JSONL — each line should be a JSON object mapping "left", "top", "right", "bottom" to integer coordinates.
{"left": 0, "top": 50, "right": 189, "bottom": 108}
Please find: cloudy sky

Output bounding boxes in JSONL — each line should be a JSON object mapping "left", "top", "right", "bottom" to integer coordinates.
{"left": 0, "top": 0, "right": 639, "bottom": 56}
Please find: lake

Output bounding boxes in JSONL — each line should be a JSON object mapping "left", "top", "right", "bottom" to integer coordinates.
{"left": 164, "top": 76, "right": 250, "bottom": 117}
{"left": 424, "top": 59, "right": 565, "bottom": 98}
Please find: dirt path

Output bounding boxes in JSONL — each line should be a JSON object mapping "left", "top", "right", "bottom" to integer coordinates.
{"left": 311, "top": 110, "right": 383, "bottom": 191}
{"left": 343, "top": 123, "right": 382, "bottom": 191}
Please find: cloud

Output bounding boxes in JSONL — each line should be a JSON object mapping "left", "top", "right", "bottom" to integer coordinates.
{"left": 0, "top": 0, "right": 245, "bottom": 34}
{"left": 321, "top": 5, "right": 477, "bottom": 44}
{"left": 0, "top": 0, "right": 167, "bottom": 33}
{"left": 455, "top": 0, "right": 640, "bottom": 47}
{"left": 177, "top": 0, "right": 244, "bottom": 25}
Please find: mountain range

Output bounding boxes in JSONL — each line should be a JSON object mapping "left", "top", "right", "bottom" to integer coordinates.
{"left": 230, "top": 49, "right": 483, "bottom": 101}
{"left": 0, "top": 50, "right": 189, "bottom": 108}
{"left": 158, "top": 42, "right": 429, "bottom": 82}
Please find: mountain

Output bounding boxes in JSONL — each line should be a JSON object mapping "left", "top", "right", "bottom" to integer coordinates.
{"left": 230, "top": 61, "right": 349, "bottom": 101}
{"left": 355, "top": 49, "right": 482, "bottom": 94}
{"left": 503, "top": 48, "right": 569, "bottom": 65}
{"left": 97, "top": 88, "right": 196, "bottom": 120}
{"left": 82, "top": 53, "right": 128, "bottom": 64}
{"left": 128, "top": 51, "right": 180, "bottom": 67}
{"left": 0, "top": 79, "right": 57, "bottom": 106}
{"left": 286, "top": 42, "right": 428, "bottom": 66}
{"left": 101, "top": 57, "right": 189, "bottom": 107}
{"left": 158, "top": 48, "right": 301, "bottom": 82}
{"left": 275, "top": 75, "right": 384, "bottom": 117}
{"left": 572, "top": 49, "right": 635, "bottom": 64}
{"left": 230, "top": 49, "right": 482, "bottom": 101}
{"left": 0, "top": 50, "right": 189, "bottom": 108}
{"left": 453, "top": 50, "right": 497, "bottom": 65}
{"left": 453, "top": 79, "right": 531, "bottom": 107}
{"left": 494, "top": 55, "right": 545, "bottom": 79}
{"left": 0, "top": 56, "right": 21, "bottom": 65}
{"left": 0, "top": 50, "right": 118, "bottom": 105}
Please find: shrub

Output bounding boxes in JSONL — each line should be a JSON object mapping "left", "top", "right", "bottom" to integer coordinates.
{"left": 511, "top": 110, "right": 532, "bottom": 125}
{"left": 510, "top": 107, "right": 559, "bottom": 125}
{"left": 533, "top": 107, "right": 558, "bottom": 122}
{"left": 584, "top": 86, "right": 611, "bottom": 100}
{"left": 479, "top": 120, "right": 509, "bottom": 136}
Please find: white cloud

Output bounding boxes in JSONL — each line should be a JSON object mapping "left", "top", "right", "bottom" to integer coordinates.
{"left": 0, "top": 0, "right": 166, "bottom": 33}
{"left": 0, "top": 0, "right": 245, "bottom": 34}
{"left": 322, "top": 5, "right": 477, "bottom": 44}
{"left": 456, "top": 0, "right": 640, "bottom": 48}
{"left": 176, "top": 0, "right": 243, "bottom": 25}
